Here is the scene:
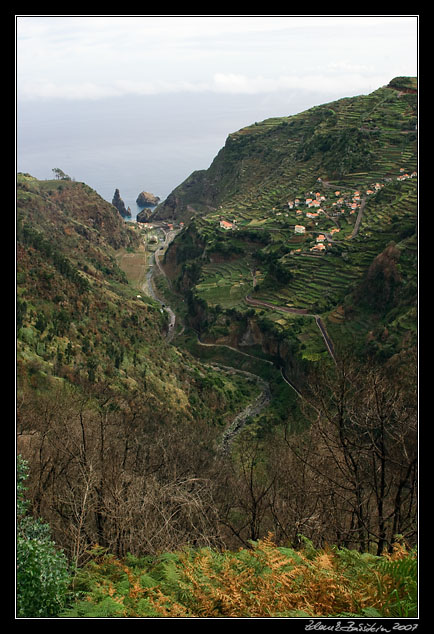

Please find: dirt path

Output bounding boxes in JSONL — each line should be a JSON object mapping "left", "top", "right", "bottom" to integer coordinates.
{"left": 315, "top": 316, "right": 336, "bottom": 364}
{"left": 245, "top": 296, "right": 310, "bottom": 315}
{"left": 196, "top": 337, "right": 274, "bottom": 366}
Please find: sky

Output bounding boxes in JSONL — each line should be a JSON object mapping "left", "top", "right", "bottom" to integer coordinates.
{"left": 15, "top": 15, "right": 418, "bottom": 208}
{"left": 16, "top": 15, "right": 418, "bottom": 103}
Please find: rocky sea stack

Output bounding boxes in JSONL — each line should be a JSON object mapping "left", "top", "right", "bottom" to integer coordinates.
{"left": 112, "top": 188, "right": 131, "bottom": 218}
{"left": 136, "top": 191, "right": 160, "bottom": 207}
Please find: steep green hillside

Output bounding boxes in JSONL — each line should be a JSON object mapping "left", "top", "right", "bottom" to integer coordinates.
{"left": 16, "top": 174, "right": 266, "bottom": 560}
{"left": 156, "top": 78, "right": 417, "bottom": 365}
{"left": 154, "top": 77, "right": 416, "bottom": 220}
{"left": 15, "top": 76, "right": 418, "bottom": 581}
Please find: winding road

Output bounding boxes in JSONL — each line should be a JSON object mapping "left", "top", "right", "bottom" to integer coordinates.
{"left": 245, "top": 296, "right": 336, "bottom": 364}
{"left": 143, "top": 226, "right": 335, "bottom": 452}
{"left": 144, "top": 235, "right": 279, "bottom": 450}
{"left": 349, "top": 195, "right": 367, "bottom": 239}
{"left": 143, "top": 226, "right": 179, "bottom": 342}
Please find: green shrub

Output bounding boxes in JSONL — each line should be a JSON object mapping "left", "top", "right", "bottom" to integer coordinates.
{"left": 59, "top": 534, "right": 418, "bottom": 618}
{"left": 16, "top": 456, "right": 71, "bottom": 618}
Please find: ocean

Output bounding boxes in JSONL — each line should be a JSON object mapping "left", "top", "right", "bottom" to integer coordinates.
{"left": 16, "top": 90, "right": 345, "bottom": 219}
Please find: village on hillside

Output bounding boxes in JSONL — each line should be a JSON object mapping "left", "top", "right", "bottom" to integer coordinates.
{"left": 215, "top": 167, "right": 417, "bottom": 255}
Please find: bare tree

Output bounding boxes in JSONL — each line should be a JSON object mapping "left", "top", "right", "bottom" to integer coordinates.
{"left": 282, "top": 352, "right": 417, "bottom": 553}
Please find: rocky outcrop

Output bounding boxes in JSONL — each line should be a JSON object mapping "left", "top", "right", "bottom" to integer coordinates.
{"left": 354, "top": 243, "right": 402, "bottom": 312}
{"left": 112, "top": 189, "right": 131, "bottom": 218}
{"left": 136, "top": 191, "right": 160, "bottom": 207}
{"left": 136, "top": 207, "right": 154, "bottom": 223}
{"left": 151, "top": 169, "right": 215, "bottom": 222}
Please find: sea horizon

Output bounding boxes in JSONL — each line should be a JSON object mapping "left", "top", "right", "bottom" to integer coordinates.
{"left": 17, "top": 89, "right": 362, "bottom": 220}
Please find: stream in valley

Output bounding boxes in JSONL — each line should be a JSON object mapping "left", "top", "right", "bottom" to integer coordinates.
{"left": 143, "top": 227, "right": 282, "bottom": 450}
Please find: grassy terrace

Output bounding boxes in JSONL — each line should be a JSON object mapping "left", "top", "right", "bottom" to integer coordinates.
{"left": 196, "top": 170, "right": 416, "bottom": 312}
{"left": 162, "top": 80, "right": 416, "bottom": 361}
{"left": 195, "top": 260, "right": 255, "bottom": 309}
{"left": 192, "top": 163, "right": 416, "bottom": 358}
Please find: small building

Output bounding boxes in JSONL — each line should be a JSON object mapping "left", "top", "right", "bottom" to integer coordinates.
{"left": 294, "top": 225, "right": 306, "bottom": 234}
{"left": 316, "top": 234, "right": 326, "bottom": 243}
{"left": 220, "top": 220, "right": 236, "bottom": 230}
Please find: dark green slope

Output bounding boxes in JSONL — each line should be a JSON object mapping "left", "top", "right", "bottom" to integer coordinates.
{"left": 153, "top": 77, "right": 416, "bottom": 222}
{"left": 156, "top": 78, "right": 417, "bottom": 365}
{"left": 17, "top": 172, "right": 271, "bottom": 559}
{"left": 16, "top": 174, "right": 258, "bottom": 422}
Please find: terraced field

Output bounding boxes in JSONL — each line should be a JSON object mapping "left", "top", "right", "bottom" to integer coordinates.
{"left": 160, "top": 78, "right": 417, "bottom": 362}
{"left": 199, "top": 170, "right": 415, "bottom": 310}
{"left": 196, "top": 260, "right": 255, "bottom": 308}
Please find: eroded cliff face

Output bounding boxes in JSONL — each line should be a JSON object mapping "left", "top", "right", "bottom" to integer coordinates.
{"left": 151, "top": 135, "right": 246, "bottom": 223}
{"left": 136, "top": 208, "right": 154, "bottom": 223}
{"left": 354, "top": 243, "right": 402, "bottom": 312}
{"left": 215, "top": 317, "right": 308, "bottom": 388}
{"left": 151, "top": 171, "right": 210, "bottom": 222}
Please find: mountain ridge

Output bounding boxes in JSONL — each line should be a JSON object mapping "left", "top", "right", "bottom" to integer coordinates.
{"left": 153, "top": 77, "right": 417, "bottom": 223}
{"left": 154, "top": 77, "right": 417, "bottom": 367}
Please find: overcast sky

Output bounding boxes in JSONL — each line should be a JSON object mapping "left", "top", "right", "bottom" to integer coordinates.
{"left": 16, "top": 15, "right": 418, "bottom": 102}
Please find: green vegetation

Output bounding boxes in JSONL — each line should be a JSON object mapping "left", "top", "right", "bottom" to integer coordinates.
{"left": 156, "top": 78, "right": 417, "bottom": 365}
{"left": 16, "top": 175, "right": 279, "bottom": 574}
{"left": 16, "top": 76, "right": 418, "bottom": 618}
{"left": 17, "top": 457, "right": 71, "bottom": 617}
{"left": 60, "top": 535, "right": 417, "bottom": 618}
{"left": 16, "top": 177, "right": 257, "bottom": 421}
